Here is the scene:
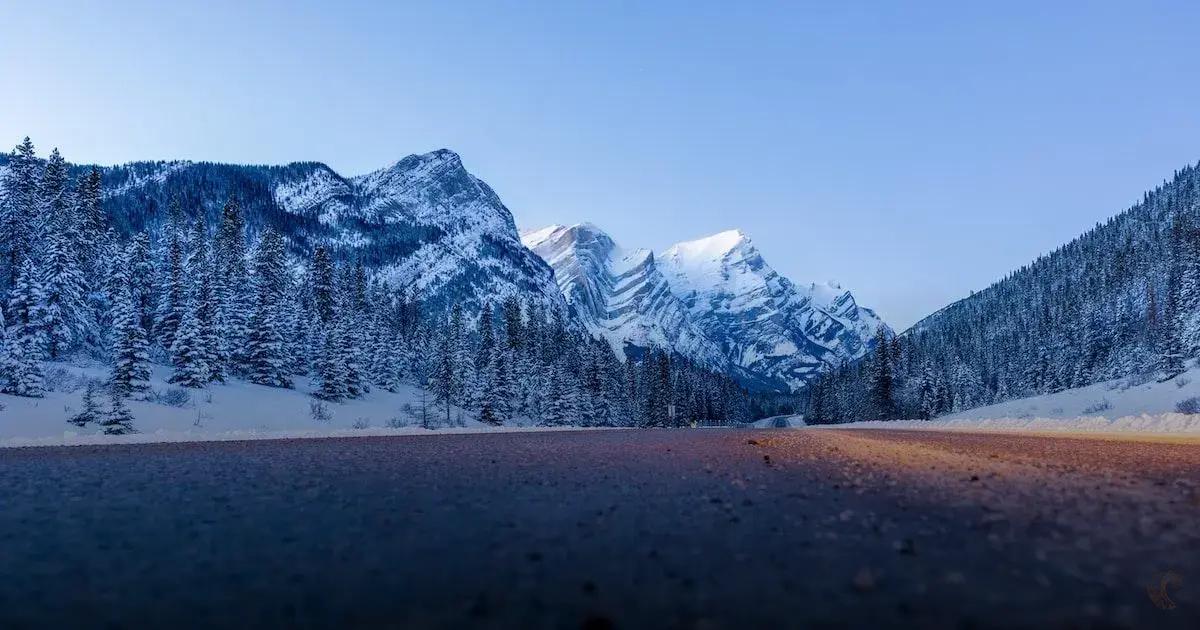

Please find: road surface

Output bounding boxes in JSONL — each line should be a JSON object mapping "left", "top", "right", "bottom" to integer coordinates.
{"left": 1, "top": 428, "right": 1198, "bottom": 628}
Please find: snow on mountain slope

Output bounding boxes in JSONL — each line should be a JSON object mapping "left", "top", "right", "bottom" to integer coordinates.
{"left": 658, "top": 230, "right": 886, "bottom": 392}
{"left": 347, "top": 150, "right": 567, "bottom": 313}
{"left": 38, "top": 149, "right": 569, "bottom": 317}
{"left": 521, "top": 223, "right": 725, "bottom": 366}
{"left": 523, "top": 223, "right": 887, "bottom": 391}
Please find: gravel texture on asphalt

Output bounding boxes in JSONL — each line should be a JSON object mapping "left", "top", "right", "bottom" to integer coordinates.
{"left": 1, "top": 428, "right": 1197, "bottom": 628}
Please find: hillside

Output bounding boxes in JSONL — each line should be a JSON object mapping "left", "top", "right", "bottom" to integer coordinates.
{"left": 808, "top": 161, "right": 1200, "bottom": 422}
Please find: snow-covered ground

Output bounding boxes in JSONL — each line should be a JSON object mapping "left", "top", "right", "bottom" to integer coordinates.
{"left": 0, "top": 362, "right": 599, "bottom": 448}
{"left": 817, "top": 362, "right": 1200, "bottom": 436}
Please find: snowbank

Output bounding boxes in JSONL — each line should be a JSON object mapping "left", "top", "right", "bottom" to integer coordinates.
{"left": 0, "top": 424, "right": 613, "bottom": 449}
{"left": 811, "top": 363, "right": 1200, "bottom": 436}
{"left": 818, "top": 413, "right": 1200, "bottom": 436}
{"left": 0, "top": 362, "right": 607, "bottom": 448}
{"left": 937, "top": 361, "right": 1200, "bottom": 422}
{"left": 806, "top": 360, "right": 1200, "bottom": 434}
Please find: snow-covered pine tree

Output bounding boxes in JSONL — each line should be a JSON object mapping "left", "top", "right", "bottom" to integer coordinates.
{"left": 1159, "top": 216, "right": 1188, "bottom": 380}
{"left": 69, "top": 382, "right": 102, "bottom": 427}
{"left": 541, "top": 355, "right": 576, "bottom": 426}
{"left": 500, "top": 297, "right": 531, "bottom": 417}
{"left": 40, "top": 224, "right": 88, "bottom": 360}
{"left": 367, "top": 316, "right": 400, "bottom": 392}
{"left": 430, "top": 314, "right": 457, "bottom": 426}
{"left": 309, "top": 246, "right": 335, "bottom": 327}
{"left": 168, "top": 297, "right": 210, "bottom": 388}
{"left": 447, "top": 303, "right": 472, "bottom": 406}
{"left": 1, "top": 138, "right": 39, "bottom": 294}
{"left": 917, "top": 362, "right": 938, "bottom": 420}
{"left": 868, "top": 325, "right": 895, "bottom": 420}
{"left": 126, "top": 233, "right": 156, "bottom": 335}
{"left": 517, "top": 301, "right": 544, "bottom": 419}
{"left": 154, "top": 198, "right": 188, "bottom": 351}
{"left": 336, "top": 316, "right": 366, "bottom": 399}
{"left": 74, "top": 167, "right": 106, "bottom": 278}
{"left": 100, "top": 388, "right": 136, "bottom": 435}
{"left": 472, "top": 303, "right": 496, "bottom": 418}
{"left": 580, "top": 343, "right": 608, "bottom": 426}
{"left": 245, "top": 303, "right": 291, "bottom": 388}
{"left": 39, "top": 148, "right": 72, "bottom": 238}
{"left": 281, "top": 287, "right": 310, "bottom": 376}
{"left": 186, "top": 233, "right": 225, "bottom": 384}
{"left": 244, "top": 229, "right": 291, "bottom": 388}
{"left": 333, "top": 263, "right": 369, "bottom": 398}
{"left": 110, "top": 281, "right": 151, "bottom": 397}
{"left": 0, "top": 304, "right": 44, "bottom": 397}
{"left": 486, "top": 336, "right": 515, "bottom": 423}
{"left": 313, "top": 328, "right": 349, "bottom": 401}
{"left": 214, "top": 197, "right": 250, "bottom": 372}
{"left": 5, "top": 332, "right": 45, "bottom": 397}
{"left": 8, "top": 257, "right": 49, "bottom": 361}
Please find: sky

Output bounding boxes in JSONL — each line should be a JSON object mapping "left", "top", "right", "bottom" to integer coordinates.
{"left": 3, "top": 1, "right": 1200, "bottom": 329}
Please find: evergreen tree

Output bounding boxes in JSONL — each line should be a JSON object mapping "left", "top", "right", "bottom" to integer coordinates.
{"left": 1, "top": 137, "right": 38, "bottom": 293}
{"left": 310, "top": 246, "right": 335, "bottom": 326}
{"left": 110, "top": 282, "right": 151, "bottom": 397}
{"left": 154, "top": 198, "right": 188, "bottom": 350}
{"left": 69, "top": 382, "right": 102, "bottom": 427}
{"left": 74, "top": 167, "right": 106, "bottom": 277}
{"left": 100, "top": 388, "right": 136, "bottom": 435}
{"left": 479, "top": 338, "right": 513, "bottom": 425}
{"left": 917, "top": 363, "right": 938, "bottom": 420}
{"left": 214, "top": 197, "right": 250, "bottom": 371}
{"left": 168, "top": 299, "right": 210, "bottom": 388}
{"left": 126, "top": 234, "right": 156, "bottom": 335}
{"left": 313, "top": 328, "right": 349, "bottom": 401}
{"left": 868, "top": 326, "right": 895, "bottom": 420}
{"left": 244, "top": 229, "right": 292, "bottom": 387}
{"left": 8, "top": 258, "right": 49, "bottom": 360}
{"left": 40, "top": 224, "right": 88, "bottom": 359}
{"left": 430, "top": 316, "right": 457, "bottom": 425}
{"left": 39, "top": 148, "right": 72, "bottom": 244}
{"left": 542, "top": 356, "right": 577, "bottom": 426}
{"left": 451, "top": 305, "right": 474, "bottom": 403}
{"left": 0, "top": 303, "right": 44, "bottom": 397}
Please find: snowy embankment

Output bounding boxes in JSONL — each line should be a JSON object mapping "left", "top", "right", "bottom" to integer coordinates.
{"left": 821, "top": 414, "right": 1200, "bottom": 436}
{"left": 818, "top": 361, "right": 1200, "bottom": 436}
{"left": 0, "top": 362, "right": 601, "bottom": 448}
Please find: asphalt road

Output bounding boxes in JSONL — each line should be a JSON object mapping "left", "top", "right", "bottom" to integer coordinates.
{"left": 1, "top": 428, "right": 1198, "bottom": 628}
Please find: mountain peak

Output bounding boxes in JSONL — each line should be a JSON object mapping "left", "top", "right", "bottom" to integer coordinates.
{"left": 521, "top": 223, "right": 618, "bottom": 253}
{"left": 663, "top": 229, "right": 752, "bottom": 263}
{"left": 659, "top": 229, "right": 757, "bottom": 287}
{"left": 686, "top": 228, "right": 748, "bottom": 251}
{"left": 421, "top": 148, "right": 463, "bottom": 166}
{"left": 520, "top": 224, "right": 567, "bottom": 247}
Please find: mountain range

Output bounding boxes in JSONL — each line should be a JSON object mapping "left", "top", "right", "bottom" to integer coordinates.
{"left": 523, "top": 224, "right": 886, "bottom": 392}
{"left": 1, "top": 146, "right": 886, "bottom": 392}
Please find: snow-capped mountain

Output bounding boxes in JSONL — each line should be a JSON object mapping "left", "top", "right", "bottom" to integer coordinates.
{"left": 657, "top": 230, "right": 886, "bottom": 392}
{"left": 6, "top": 150, "right": 568, "bottom": 317}
{"left": 342, "top": 150, "right": 567, "bottom": 313}
{"left": 524, "top": 224, "right": 886, "bottom": 392}
{"left": 521, "top": 223, "right": 725, "bottom": 367}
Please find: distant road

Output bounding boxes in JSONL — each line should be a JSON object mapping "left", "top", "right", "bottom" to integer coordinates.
{"left": 1, "top": 428, "right": 1198, "bottom": 628}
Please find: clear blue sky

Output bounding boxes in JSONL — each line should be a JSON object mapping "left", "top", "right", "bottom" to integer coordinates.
{"left": 4, "top": 1, "right": 1200, "bottom": 329}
